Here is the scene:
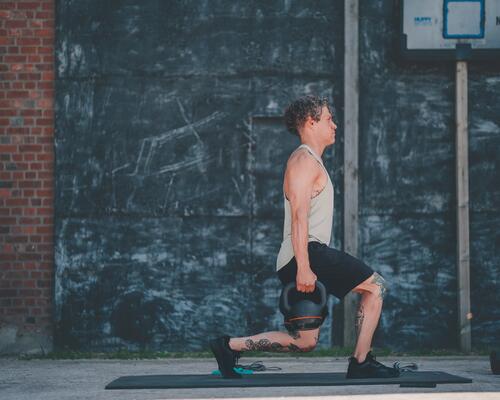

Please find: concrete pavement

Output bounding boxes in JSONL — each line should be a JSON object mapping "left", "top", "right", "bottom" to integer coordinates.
{"left": 0, "top": 355, "right": 498, "bottom": 400}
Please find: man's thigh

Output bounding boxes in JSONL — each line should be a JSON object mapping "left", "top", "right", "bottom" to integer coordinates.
{"left": 309, "top": 244, "right": 375, "bottom": 299}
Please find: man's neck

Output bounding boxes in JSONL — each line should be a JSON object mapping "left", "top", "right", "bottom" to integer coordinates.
{"left": 301, "top": 141, "right": 325, "bottom": 158}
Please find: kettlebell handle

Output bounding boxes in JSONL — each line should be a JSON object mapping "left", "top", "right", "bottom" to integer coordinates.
{"left": 280, "top": 280, "right": 327, "bottom": 314}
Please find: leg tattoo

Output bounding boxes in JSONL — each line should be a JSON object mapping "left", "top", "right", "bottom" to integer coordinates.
{"left": 371, "top": 272, "right": 387, "bottom": 300}
{"left": 288, "top": 330, "right": 301, "bottom": 340}
{"left": 244, "top": 338, "right": 306, "bottom": 352}
{"left": 287, "top": 343, "right": 302, "bottom": 352}
{"left": 356, "top": 304, "right": 365, "bottom": 338}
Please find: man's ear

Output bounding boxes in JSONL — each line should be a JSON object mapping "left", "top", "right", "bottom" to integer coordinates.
{"left": 305, "top": 115, "right": 314, "bottom": 127}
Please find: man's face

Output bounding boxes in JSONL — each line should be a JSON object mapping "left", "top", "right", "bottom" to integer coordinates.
{"left": 314, "top": 106, "right": 337, "bottom": 145}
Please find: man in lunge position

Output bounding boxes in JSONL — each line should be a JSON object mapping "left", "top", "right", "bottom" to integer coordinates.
{"left": 210, "top": 95, "right": 399, "bottom": 379}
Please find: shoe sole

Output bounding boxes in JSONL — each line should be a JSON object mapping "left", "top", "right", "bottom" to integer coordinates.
{"left": 346, "top": 365, "right": 400, "bottom": 379}
{"left": 346, "top": 374, "right": 400, "bottom": 379}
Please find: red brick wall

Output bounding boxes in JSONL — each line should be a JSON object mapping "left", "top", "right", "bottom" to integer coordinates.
{"left": 0, "top": 0, "right": 55, "bottom": 354}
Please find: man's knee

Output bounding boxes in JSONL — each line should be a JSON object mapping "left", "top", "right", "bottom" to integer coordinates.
{"left": 353, "top": 272, "right": 388, "bottom": 299}
{"left": 289, "top": 329, "right": 319, "bottom": 352}
{"left": 371, "top": 272, "right": 388, "bottom": 299}
{"left": 296, "top": 337, "right": 317, "bottom": 352}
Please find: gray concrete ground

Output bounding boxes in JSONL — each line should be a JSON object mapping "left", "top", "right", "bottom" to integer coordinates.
{"left": 0, "top": 356, "right": 498, "bottom": 400}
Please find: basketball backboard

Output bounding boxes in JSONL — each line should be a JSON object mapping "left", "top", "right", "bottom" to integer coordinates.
{"left": 401, "top": 0, "right": 500, "bottom": 60}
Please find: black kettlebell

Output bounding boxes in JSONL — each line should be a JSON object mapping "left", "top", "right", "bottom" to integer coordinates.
{"left": 279, "top": 280, "right": 328, "bottom": 331}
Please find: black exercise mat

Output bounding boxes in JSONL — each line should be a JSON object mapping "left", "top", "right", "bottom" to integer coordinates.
{"left": 106, "top": 371, "right": 472, "bottom": 389}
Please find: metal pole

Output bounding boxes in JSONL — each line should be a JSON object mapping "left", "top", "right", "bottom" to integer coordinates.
{"left": 343, "top": 0, "right": 359, "bottom": 348}
{"left": 455, "top": 60, "right": 472, "bottom": 353}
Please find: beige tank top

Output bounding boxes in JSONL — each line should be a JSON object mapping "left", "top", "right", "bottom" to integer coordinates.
{"left": 276, "top": 144, "right": 334, "bottom": 271}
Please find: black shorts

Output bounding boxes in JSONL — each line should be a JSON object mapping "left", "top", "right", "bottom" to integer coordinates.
{"left": 277, "top": 241, "right": 374, "bottom": 301}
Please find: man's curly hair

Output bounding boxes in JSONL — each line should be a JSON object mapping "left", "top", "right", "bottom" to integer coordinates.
{"left": 284, "top": 95, "right": 330, "bottom": 136}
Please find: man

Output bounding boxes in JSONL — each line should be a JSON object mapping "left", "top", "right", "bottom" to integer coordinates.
{"left": 210, "top": 95, "right": 399, "bottom": 379}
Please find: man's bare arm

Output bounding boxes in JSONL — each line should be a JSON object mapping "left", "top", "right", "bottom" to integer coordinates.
{"left": 283, "top": 151, "right": 320, "bottom": 272}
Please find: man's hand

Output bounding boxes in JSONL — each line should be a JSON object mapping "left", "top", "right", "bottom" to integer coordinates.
{"left": 296, "top": 268, "right": 317, "bottom": 293}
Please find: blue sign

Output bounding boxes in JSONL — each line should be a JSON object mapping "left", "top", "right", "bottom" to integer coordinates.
{"left": 414, "top": 16, "right": 433, "bottom": 26}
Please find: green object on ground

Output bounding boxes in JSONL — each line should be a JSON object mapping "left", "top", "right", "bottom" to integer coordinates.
{"left": 211, "top": 367, "right": 254, "bottom": 375}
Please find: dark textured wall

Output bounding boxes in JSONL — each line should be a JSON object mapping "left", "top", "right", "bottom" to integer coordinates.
{"left": 468, "top": 67, "right": 500, "bottom": 348}
{"left": 54, "top": 0, "right": 499, "bottom": 352}
{"left": 54, "top": 0, "right": 344, "bottom": 351}
{"left": 358, "top": 2, "right": 499, "bottom": 350}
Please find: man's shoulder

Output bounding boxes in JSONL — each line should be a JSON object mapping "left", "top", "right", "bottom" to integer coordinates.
{"left": 287, "top": 147, "right": 316, "bottom": 167}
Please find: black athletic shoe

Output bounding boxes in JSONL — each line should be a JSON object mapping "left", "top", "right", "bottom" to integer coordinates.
{"left": 209, "top": 335, "right": 242, "bottom": 379}
{"left": 346, "top": 351, "right": 400, "bottom": 379}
